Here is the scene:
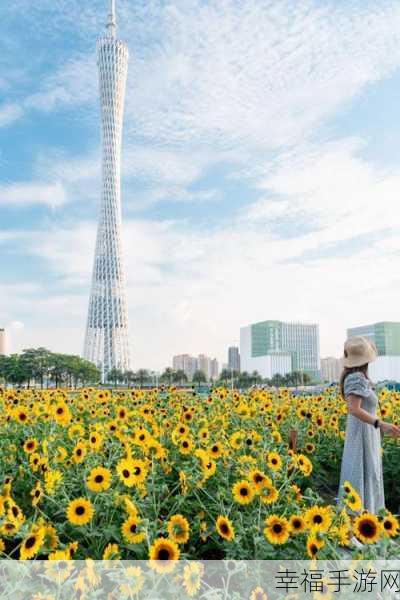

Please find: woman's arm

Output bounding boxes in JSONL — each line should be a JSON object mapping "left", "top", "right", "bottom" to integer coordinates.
{"left": 347, "top": 394, "right": 400, "bottom": 436}
{"left": 347, "top": 395, "right": 377, "bottom": 425}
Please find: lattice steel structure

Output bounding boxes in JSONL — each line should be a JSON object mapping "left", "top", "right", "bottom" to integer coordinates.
{"left": 83, "top": 0, "right": 131, "bottom": 381}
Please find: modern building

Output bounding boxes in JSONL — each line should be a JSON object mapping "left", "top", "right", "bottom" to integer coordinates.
{"left": 347, "top": 322, "right": 400, "bottom": 356}
{"left": 321, "top": 357, "right": 343, "bottom": 382}
{"left": 210, "top": 358, "right": 219, "bottom": 381}
{"left": 228, "top": 346, "right": 240, "bottom": 372}
{"left": 347, "top": 322, "right": 400, "bottom": 382}
{"left": 240, "top": 320, "right": 320, "bottom": 379}
{"left": 0, "top": 329, "right": 6, "bottom": 356}
{"left": 198, "top": 354, "right": 211, "bottom": 380}
{"left": 83, "top": 0, "right": 131, "bottom": 382}
{"left": 173, "top": 354, "right": 219, "bottom": 381}
{"left": 173, "top": 354, "right": 198, "bottom": 381}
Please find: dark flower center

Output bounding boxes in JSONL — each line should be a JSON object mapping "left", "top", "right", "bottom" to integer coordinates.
{"left": 75, "top": 506, "right": 85, "bottom": 516}
{"left": 158, "top": 548, "right": 170, "bottom": 560}
{"left": 360, "top": 521, "right": 376, "bottom": 537}
{"left": 313, "top": 515, "right": 323, "bottom": 524}
{"left": 25, "top": 536, "right": 37, "bottom": 550}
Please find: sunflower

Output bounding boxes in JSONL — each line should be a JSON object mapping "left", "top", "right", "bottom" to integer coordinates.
{"left": 264, "top": 515, "right": 290, "bottom": 545}
{"left": 250, "top": 587, "right": 268, "bottom": 600}
{"left": 86, "top": 466, "right": 111, "bottom": 493}
{"left": 289, "top": 515, "right": 306, "bottom": 535}
{"left": 120, "top": 566, "right": 145, "bottom": 596}
{"left": 19, "top": 527, "right": 45, "bottom": 560}
{"left": 179, "top": 438, "right": 194, "bottom": 455}
{"left": 216, "top": 516, "right": 235, "bottom": 541}
{"left": 116, "top": 458, "right": 148, "bottom": 487}
{"left": 267, "top": 451, "right": 282, "bottom": 471}
{"left": 381, "top": 513, "right": 400, "bottom": 538}
{"left": 149, "top": 538, "right": 180, "bottom": 573}
{"left": 354, "top": 513, "right": 381, "bottom": 544}
{"left": 103, "top": 543, "right": 120, "bottom": 560}
{"left": 72, "top": 441, "right": 87, "bottom": 464}
{"left": 209, "top": 442, "right": 223, "bottom": 458}
{"left": 88, "top": 431, "right": 103, "bottom": 452}
{"left": 167, "top": 514, "right": 190, "bottom": 544}
{"left": 44, "top": 470, "right": 63, "bottom": 495}
{"left": 23, "top": 438, "right": 38, "bottom": 454}
{"left": 30, "top": 482, "right": 43, "bottom": 507}
{"left": 304, "top": 506, "right": 332, "bottom": 533}
{"left": 259, "top": 482, "right": 279, "bottom": 505}
{"left": 306, "top": 535, "right": 324, "bottom": 558}
{"left": 296, "top": 454, "right": 313, "bottom": 476}
{"left": 344, "top": 488, "right": 363, "bottom": 512}
{"left": 249, "top": 469, "right": 271, "bottom": 491}
{"left": 66, "top": 498, "right": 94, "bottom": 526}
{"left": 121, "top": 515, "right": 146, "bottom": 544}
{"left": 198, "top": 427, "right": 210, "bottom": 444}
{"left": 232, "top": 480, "right": 255, "bottom": 505}
{"left": 183, "top": 562, "right": 203, "bottom": 597}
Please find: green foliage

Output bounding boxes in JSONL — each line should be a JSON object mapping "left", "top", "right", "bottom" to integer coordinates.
{"left": 0, "top": 348, "right": 100, "bottom": 388}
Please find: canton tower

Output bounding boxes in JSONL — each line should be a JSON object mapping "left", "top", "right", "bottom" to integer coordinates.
{"left": 83, "top": 0, "right": 131, "bottom": 381}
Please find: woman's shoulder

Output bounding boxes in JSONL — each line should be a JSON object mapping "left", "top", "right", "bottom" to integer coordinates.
{"left": 343, "top": 371, "right": 370, "bottom": 396}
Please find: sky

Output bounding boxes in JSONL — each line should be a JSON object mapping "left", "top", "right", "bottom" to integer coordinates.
{"left": 1, "top": 0, "right": 400, "bottom": 371}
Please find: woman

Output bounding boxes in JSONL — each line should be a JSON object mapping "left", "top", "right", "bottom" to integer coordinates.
{"left": 338, "top": 336, "right": 400, "bottom": 514}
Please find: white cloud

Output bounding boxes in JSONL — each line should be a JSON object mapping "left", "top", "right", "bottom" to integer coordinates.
{"left": 0, "top": 103, "right": 23, "bottom": 128}
{"left": 0, "top": 182, "right": 67, "bottom": 208}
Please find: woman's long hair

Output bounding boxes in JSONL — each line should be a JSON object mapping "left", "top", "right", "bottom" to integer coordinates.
{"left": 339, "top": 363, "right": 369, "bottom": 398}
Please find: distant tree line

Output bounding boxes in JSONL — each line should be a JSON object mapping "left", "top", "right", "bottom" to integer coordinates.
{"left": 0, "top": 350, "right": 314, "bottom": 390}
{"left": 0, "top": 348, "right": 100, "bottom": 388}
{"left": 106, "top": 367, "right": 313, "bottom": 389}
{"left": 218, "top": 369, "right": 312, "bottom": 388}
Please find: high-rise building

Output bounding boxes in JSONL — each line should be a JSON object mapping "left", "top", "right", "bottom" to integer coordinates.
{"left": 228, "top": 346, "right": 240, "bottom": 372}
{"left": 240, "top": 320, "right": 320, "bottom": 379}
{"left": 347, "top": 322, "right": 400, "bottom": 382}
{"left": 321, "top": 357, "right": 343, "bottom": 382}
{"left": 210, "top": 358, "right": 219, "bottom": 381}
{"left": 173, "top": 354, "right": 198, "bottom": 381}
{"left": 83, "top": 0, "right": 131, "bottom": 382}
{"left": 198, "top": 354, "right": 211, "bottom": 380}
{"left": 0, "top": 329, "right": 6, "bottom": 356}
{"left": 347, "top": 322, "right": 400, "bottom": 355}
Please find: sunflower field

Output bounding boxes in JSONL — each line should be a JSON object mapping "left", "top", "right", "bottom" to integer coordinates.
{"left": 0, "top": 385, "right": 399, "bottom": 562}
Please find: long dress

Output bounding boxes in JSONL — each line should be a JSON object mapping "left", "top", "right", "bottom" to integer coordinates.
{"left": 338, "top": 371, "right": 385, "bottom": 514}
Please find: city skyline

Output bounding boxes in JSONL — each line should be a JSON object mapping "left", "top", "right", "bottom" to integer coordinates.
{"left": 2, "top": 1, "right": 400, "bottom": 371}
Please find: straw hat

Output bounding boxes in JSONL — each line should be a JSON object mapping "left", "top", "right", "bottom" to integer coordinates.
{"left": 343, "top": 336, "right": 378, "bottom": 368}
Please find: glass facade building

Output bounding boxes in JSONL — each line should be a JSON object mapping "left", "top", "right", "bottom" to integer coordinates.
{"left": 347, "top": 322, "right": 400, "bottom": 356}
{"left": 241, "top": 320, "right": 320, "bottom": 379}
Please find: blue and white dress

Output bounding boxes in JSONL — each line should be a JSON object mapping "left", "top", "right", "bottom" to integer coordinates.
{"left": 338, "top": 372, "right": 385, "bottom": 514}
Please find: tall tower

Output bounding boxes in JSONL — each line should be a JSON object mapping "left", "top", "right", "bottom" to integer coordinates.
{"left": 83, "top": 0, "right": 131, "bottom": 381}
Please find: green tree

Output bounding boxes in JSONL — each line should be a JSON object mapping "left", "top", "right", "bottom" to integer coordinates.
{"left": 107, "top": 368, "right": 124, "bottom": 386}
{"left": 21, "top": 348, "right": 52, "bottom": 388}
{"left": 173, "top": 369, "right": 188, "bottom": 384}
{"left": 2, "top": 355, "right": 31, "bottom": 386}
{"left": 192, "top": 370, "right": 207, "bottom": 387}
{"left": 160, "top": 368, "right": 175, "bottom": 385}
{"left": 136, "top": 369, "right": 150, "bottom": 389}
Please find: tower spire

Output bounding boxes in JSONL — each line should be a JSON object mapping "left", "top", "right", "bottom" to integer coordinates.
{"left": 107, "top": 0, "right": 117, "bottom": 38}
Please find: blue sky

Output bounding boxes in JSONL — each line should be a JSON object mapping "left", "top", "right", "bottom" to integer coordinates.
{"left": 1, "top": 0, "right": 400, "bottom": 370}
